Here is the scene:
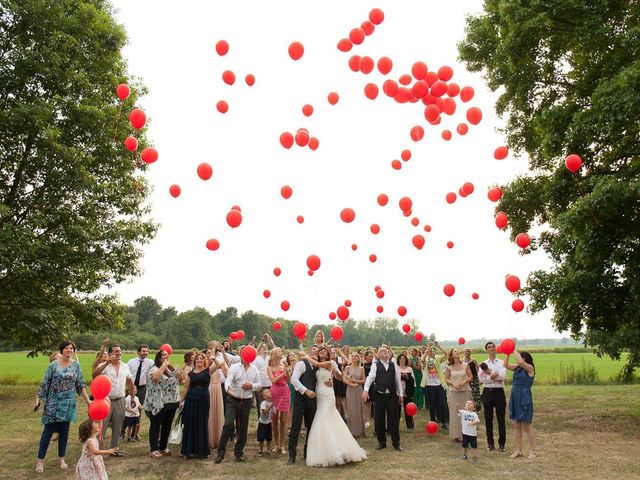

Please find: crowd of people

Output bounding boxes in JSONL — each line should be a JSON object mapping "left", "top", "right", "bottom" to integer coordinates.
{"left": 35, "top": 333, "right": 537, "bottom": 478}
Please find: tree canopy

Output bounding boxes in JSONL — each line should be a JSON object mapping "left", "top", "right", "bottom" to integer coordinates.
{"left": 0, "top": 0, "right": 156, "bottom": 352}
{"left": 459, "top": 0, "right": 640, "bottom": 378}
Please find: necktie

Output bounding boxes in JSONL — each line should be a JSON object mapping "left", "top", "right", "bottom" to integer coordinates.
{"left": 134, "top": 358, "right": 143, "bottom": 387}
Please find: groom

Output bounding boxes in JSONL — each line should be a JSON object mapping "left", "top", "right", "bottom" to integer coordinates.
{"left": 363, "top": 346, "right": 404, "bottom": 451}
{"left": 287, "top": 346, "right": 318, "bottom": 465}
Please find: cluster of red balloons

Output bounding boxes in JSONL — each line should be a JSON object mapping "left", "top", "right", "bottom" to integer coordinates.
{"left": 280, "top": 129, "right": 319, "bottom": 150}
{"left": 336, "top": 8, "right": 383, "bottom": 53}
{"left": 214, "top": 40, "right": 255, "bottom": 114}
{"left": 229, "top": 330, "right": 245, "bottom": 341}
{"left": 88, "top": 375, "right": 113, "bottom": 421}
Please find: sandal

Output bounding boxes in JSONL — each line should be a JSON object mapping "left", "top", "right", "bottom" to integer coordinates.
{"left": 149, "top": 451, "right": 163, "bottom": 459}
{"left": 35, "top": 463, "right": 44, "bottom": 474}
{"left": 528, "top": 452, "right": 537, "bottom": 459}
{"left": 161, "top": 449, "right": 172, "bottom": 456}
{"left": 510, "top": 451, "right": 523, "bottom": 459}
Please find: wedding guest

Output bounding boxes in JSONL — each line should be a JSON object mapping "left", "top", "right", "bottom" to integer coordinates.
{"left": 397, "top": 353, "right": 415, "bottom": 429}
{"left": 409, "top": 347, "right": 424, "bottom": 410}
{"left": 215, "top": 347, "right": 261, "bottom": 464}
{"left": 35, "top": 340, "right": 91, "bottom": 473}
{"left": 127, "top": 345, "right": 154, "bottom": 408}
{"left": 444, "top": 348, "right": 472, "bottom": 442}
{"left": 464, "top": 348, "right": 481, "bottom": 412}
{"left": 75, "top": 419, "right": 117, "bottom": 479}
{"left": 286, "top": 352, "right": 297, "bottom": 431}
{"left": 145, "top": 349, "right": 179, "bottom": 459}
{"left": 90, "top": 338, "right": 110, "bottom": 374}
{"left": 344, "top": 353, "right": 366, "bottom": 437}
{"left": 257, "top": 388, "right": 274, "bottom": 456}
{"left": 93, "top": 344, "right": 134, "bottom": 454}
{"left": 362, "top": 350, "right": 374, "bottom": 426}
{"left": 479, "top": 341, "right": 507, "bottom": 451}
{"left": 267, "top": 347, "right": 291, "bottom": 454}
{"left": 123, "top": 392, "right": 141, "bottom": 442}
{"left": 456, "top": 400, "right": 480, "bottom": 463}
{"left": 206, "top": 341, "right": 227, "bottom": 449}
{"left": 179, "top": 351, "right": 195, "bottom": 385}
{"left": 331, "top": 347, "right": 348, "bottom": 420}
{"left": 505, "top": 350, "right": 537, "bottom": 459}
{"left": 420, "top": 342, "right": 448, "bottom": 429}
{"left": 253, "top": 336, "right": 273, "bottom": 416}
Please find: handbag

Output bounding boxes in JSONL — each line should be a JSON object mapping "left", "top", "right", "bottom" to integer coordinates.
{"left": 168, "top": 413, "right": 183, "bottom": 444}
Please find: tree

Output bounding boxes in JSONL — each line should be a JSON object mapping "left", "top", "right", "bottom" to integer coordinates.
{"left": 0, "top": 0, "right": 157, "bottom": 353}
{"left": 459, "top": 0, "right": 640, "bottom": 379}
{"left": 166, "top": 308, "right": 213, "bottom": 349}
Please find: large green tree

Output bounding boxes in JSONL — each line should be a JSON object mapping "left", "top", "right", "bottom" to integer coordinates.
{"left": 459, "top": 0, "right": 640, "bottom": 378}
{"left": 0, "top": 0, "right": 156, "bottom": 353}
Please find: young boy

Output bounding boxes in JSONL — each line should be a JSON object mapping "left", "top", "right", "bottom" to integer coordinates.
{"left": 123, "top": 392, "right": 141, "bottom": 442}
{"left": 257, "top": 388, "right": 274, "bottom": 456}
{"left": 457, "top": 400, "right": 481, "bottom": 462}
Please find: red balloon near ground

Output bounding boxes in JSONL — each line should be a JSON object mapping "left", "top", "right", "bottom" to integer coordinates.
{"left": 222, "top": 70, "right": 235, "bottom": 85}
{"left": 281, "top": 185, "right": 293, "bottom": 199}
{"left": 302, "top": 104, "right": 314, "bottom": 117}
{"left": 240, "top": 345, "right": 257, "bottom": 362}
{"left": 281, "top": 300, "right": 290, "bottom": 312}
{"left": 426, "top": 421, "right": 439, "bottom": 435}
{"left": 197, "top": 163, "right": 213, "bottom": 181}
{"left": 458, "top": 337, "right": 465, "bottom": 345}
{"left": 331, "top": 325, "right": 344, "bottom": 341}
{"left": 505, "top": 275, "right": 521, "bottom": 293}
{"left": 460, "top": 86, "right": 475, "bottom": 102}
{"left": 273, "top": 267, "right": 281, "bottom": 277}
{"left": 90, "top": 375, "right": 112, "bottom": 400}
{"left": 307, "top": 255, "right": 321, "bottom": 271}
{"left": 206, "top": 239, "right": 220, "bottom": 251}
{"left": 410, "top": 125, "right": 424, "bottom": 142}
{"left": 215, "top": 40, "right": 229, "bottom": 56}
{"left": 516, "top": 233, "right": 530, "bottom": 249}
{"left": 405, "top": 402, "right": 418, "bottom": 416}
{"left": 349, "top": 28, "right": 365, "bottom": 45}
{"left": 273, "top": 321, "right": 281, "bottom": 331}
{"left": 377, "top": 193, "right": 389, "bottom": 206}
{"left": 501, "top": 338, "right": 516, "bottom": 355}
{"left": 293, "top": 322, "right": 306, "bottom": 338}
{"left": 412, "top": 234, "right": 425, "bottom": 250}
{"left": 446, "top": 192, "right": 457, "bottom": 204}
{"left": 226, "top": 209, "right": 242, "bottom": 228}
{"left": 280, "top": 132, "right": 294, "bottom": 149}
{"left": 466, "top": 107, "right": 483, "bottom": 125}
{"left": 414, "top": 332, "right": 423, "bottom": 342}
{"left": 402, "top": 323, "right": 411, "bottom": 333}
{"left": 245, "top": 74, "right": 255, "bottom": 86}
{"left": 337, "top": 306, "right": 350, "bottom": 321}
{"left": 494, "top": 146, "right": 509, "bottom": 160}
{"left": 512, "top": 299, "right": 525, "bottom": 312}
{"left": 88, "top": 398, "right": 110, "bottom": 421}
{"left": 488, "top": 187, "right": 503, "bottom": 202}
{"left": 369, "top": 8, "right": 385, "bottom": 24}
{"left": 340, "top": 208, "right": 356, "bottom": 223}
{"left": 472, "top": 292, "right": 479, "bottom": 300}
{"left": 263, "top": 289, "right": 271, "bottom": 299}
{"left": 288, "top": 41, "right": 304, "bottom": 60}
{"left": 116, "top": 83, "right": 130, "bottom": 100}
{"left": 565, "top": 154, "right": 582, "bottom": 173}
{"left": 377, "top": 57, "right": 393, "bottom": 75}
{"left": 216, "top": 100, "right": 229, "bottom": 113}
{"left": 398, "top": 306, "right": 407, "bottom": 317}
{"left": 337, "top": 38, "right": 353, "bottom": 52}
{"left": 495, "top": 212, "right": 508, "bottom": 229}
{"left": 141, "top": 147, "right": 158, "bottom": 164}
{"left": 364, "top": 83, "right": 379, "bottom": 99}
{"left": 160, "top": 343, "right": 173, "bottom": 355}
{"left": 370, "top": 224, "right": 380, "bottom": 235}
{"left": 129, "top": 109, "right": 146, "bottom": 130}
{"left": 124, "top": 136, "right": 138, "bottom": 151}
{"left": 443, "top": 284, "right": 455, "bottom": 297}
{"left": 327, "top": 92, "right": 339, "bottom": 105}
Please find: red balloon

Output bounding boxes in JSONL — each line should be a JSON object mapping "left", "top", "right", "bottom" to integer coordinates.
{"left": 129, "top": 109, "right": 146, "bottom": 130}
{"left": 425, "top": 71, "right": 438, "bottom": 86}
{"left": 302, "top": 104, "right": 314, "bottom": 116}
{"left": 364, "top": 83, "right": 379, "bottom": 100}
{"left": 369, "top": 254, "right": 377, "bottom": 263}
{"left": 337, "top": 38, "right": 353, "bottom": 52}
{"left": 376, "top": 289, "right": 385, "bottom": 299}
{"left": 466, "top": 107, "right": 483, "bottom": 125}
{"left": 359, "top": 56, "right": 374, "bottom": 74}
{"left": 307, "top": 255, "right": 321, "bottom": 271}
{"left": 402, "top": 323, "right": 411, "bottom": 333}
{"left": 512, "top": 299, "right": 525, "bottom": 313}
{"left": 293, "top": 322, "right": 306, "bottom": 338}
{"left": 340, "top": 208, "right": 355, "bottom": 223}
{"left": 273, "top": 267, "right": 281, "bottom": 277}
{"left": 281, "top": 185, "right": 293, "bottom": 199}
{"left": 441, "top": 130, "right": 452, "bottom": 141}
{"left": 377, "top": 57, "right": 393, "bottom": 75}
{"left": 446, "top": 192, "right": 457, "bottom": 204}
{"left": 295, "top": 129, "right": 310, "bottom": 147}
{"left": 411, "top": 217, "right": 419, "bottom": 227}
{"left": 168, "top": 184, "right": 181, "bottom": 198}
{"left": 280, "top": 132, "right": 294, "bottom": 149}
{"left": 426, "top": 421, "right": 439, "bottom": 435}
{"left": 424, "top": 224, "right": 432, "bottom": 232}
{"left": 369, "top": 8, "right": 385, "bottom": 25}
{"left": 377, "top": 193, "right": 389, "bottom": 206}
{"left": 141, "top": 147, "right": 158, "bottom": 164}
{"left": 273, "top": 321, "right": 281, "bottom": 331}
{"left": 410, "top": 125, "right": 424, "bottom": 142}
{"left": 308, "top": 137, "right": 319, "bottom": 150}
{"left": 222, "top": 70, "right": 235, "bottom": 85}
{"left": 329, "top": 312, "right": 337, "bottom": 320}
{"left": 472, "top": 292, "right": 479, "bottom": 300}
{"left": 441, "top": 98, "right": 457, "bottom": 116}
{"left": 411, "top": 61, "right": 428, "bottom": 80}
{"left": 90, "top": 375, "right": 112, "bottom": 400}
{"left": 565, "top": 154, "right": 582, "bottom": 173}
{"left": 215, "top": 40, "right": 229, "bottom": 56}
{"left": 330, "top": 325, "right": 344, "bottom": 341}
{"left": 447, "top": 83, "right": 460, "bottom": 97}
{"left": 343, "top": 299, "right": 352, "bottom": 308}
{"left": 389, "top": 159, "right": 402, "bottom": 170}
{"left": 197, "top": 163, "right": 213, "bottom": 181}
{"left": 458, "top": 337, "right": 465, "bottom": 345}
{"left": 494, "top": 146, "right": 509, "bottom": 160}
{"left": 399, "top": 197, "right": 412, "bottom": 212}
{"left": 327, "top": 92, "right": 339, "bottom": 105}
{"left": 348, "top": 55, "right": 360, "bottom": 72}
{"left": 398, "top": 306, "right": 407, "bottom": 317}
{"left": 516, "top": 233, "right": 530, "bottom": 249}
{"left": 398, "top": 74, "right": 412, "bottom": 86}
{"left": 160, "top": 343, "right": 173, "bottom": 355}
{"left": 370, "top": 224, "right": 380, "bottom": 235}
{"left": 88, "top": 398, "right": 110, "bottom": 421}
{"left": 263, "top": 289, "right": 271, "bottom": 299}
{"left": 361, "top": 20, "right": 375, "bottom": 35}
{"left": 412, "top": 80, "right": 429, "bottom": 99}
{"left": 124, "top": 136, "right": 138, "bottom": 152}
{"left": 505, "top": 275, "right": 521, "bottom": 293}
{"left": 488, "top": 187, "right": 503, "bottom": 202}
{"left": 230, "top": 331, "right": 238, "bottom": 340}
{"left": 430, "top": 80, "right": 448, "bottom": 97}
{"left": 383, "top": 79, "right": 399, "bottom": 97}
{"left": 116, "top": 83, "right": 130, "bottom": 100}
{"left": 206, "top": 239, "right": 220, "bottom": 251}
{"left": 236, "top": 330, "right": 245, "bottom": 340}
{"left": 437, "top": 66, "right": 454, "bottom": 81}
{"left": 495, "top": 212, "right": 508, "bottom": 229}
{"left": 241, "top": 345, "right": 257, "bottom": 362}
{"left": 447, "top": 241, "right": 454, "bottom": 249}
{"left": 226, "top": 209, "right": 242, "bottom": 228}
{"left": 412, "top": 234, "right": 425, "bottom": 250}
{"left": 496, "top": 344, "right": 504, "bottom": 354}
{"left": 245, "top": 74, "right": 255, "bottom": 86}
{"left": 501, "top": 338, "right": 516, "bottom": 355}
{"left": 400, "top": 150, "right": 411, "bottom": 162}
{"left": 456, "top": 123, "right": 469, "bottom": 135}
{"left": 281, "top": 300, "right": 290, "bottom": 312}
{"left": 459, "top": 187, "right": 468, "bottom": 198}
{"left": 443, "top": 284, "right": 455, "bottom": 297}
{"left": 349, "top": 28, "right": 365, "bottom": 45}
{"left": 414, "top": 332, "right": 424, "bottom": 342}
{"left": 405, "top": 402, "right": 418, "bottom": 416}
{"left": 394, "top": 88, "right": 412, "bottom": 103}
{"left": 216, "top": 100, "right": 229, "bottom": 113}
{"left": 460, "top": 86, "right": 475, "bottom": 102}
{"left": 288, "top": 41, "right": 304, "bottom": 60}
{"left": 376, "top": 305, "right": 384, "bottom": 313}
{"left": 351, "top": 243, "right": 358, "bottom": 251}
{"left": 336, "top": 305, "right": 349, "bottom": 321}
{"left": 424, "top": 104, "right": 440, "bottom": 123}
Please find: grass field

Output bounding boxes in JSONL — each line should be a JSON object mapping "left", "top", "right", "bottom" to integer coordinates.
{"left": 1, "top": 383, "right": 639, "bottom": 480}
{"left": 0, "top": 350, "right": 630, "bottom": 386}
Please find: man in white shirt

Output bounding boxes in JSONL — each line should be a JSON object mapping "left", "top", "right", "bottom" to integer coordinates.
{"left": 215, "top": 347, "right": 261, "bottom": 464}
{"left": 93, "top": 344, "right": 135, "bottom": 454}
{"left": 478, "top": 341, "right": 507, "bottom": 451}
{"left": 125, "top": 344, "right": 153, "bottom": 440}
{"left": 363, "top": 347, "right": 404, "bottom": 451}
{"left": 252, "top": 336, "right": 274, "bottom": 416}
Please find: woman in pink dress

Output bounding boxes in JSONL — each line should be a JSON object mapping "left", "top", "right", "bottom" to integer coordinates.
{"left": 267, "top": 347, "right": 290, "bottom": 454}
{"left": 206, "top": 341, "right": 227, "bottom": 448}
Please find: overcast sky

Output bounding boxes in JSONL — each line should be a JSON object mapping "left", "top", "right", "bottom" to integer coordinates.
{"left": 107, "top": 0, "right": 564, "bottom": 341}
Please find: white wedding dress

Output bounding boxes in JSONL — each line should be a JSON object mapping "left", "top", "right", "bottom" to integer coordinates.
{"left": 305, "top": 367, "right": 367, "bottom": 467}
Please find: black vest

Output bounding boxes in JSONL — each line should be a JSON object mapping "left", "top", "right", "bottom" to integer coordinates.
{"left": 298, "top": 359, "right": 317, "bottom": 394}
{"left": 374, "top": 360, "right": 396, "bottom": 395}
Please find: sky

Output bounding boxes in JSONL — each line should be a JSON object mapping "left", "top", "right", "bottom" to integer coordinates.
{"left": 107, "top": 0, "right": 564, "bottom": 341}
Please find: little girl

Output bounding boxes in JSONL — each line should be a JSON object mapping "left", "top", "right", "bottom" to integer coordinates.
{"left": 75, "top": 419, "right": 118, "bottom": 480}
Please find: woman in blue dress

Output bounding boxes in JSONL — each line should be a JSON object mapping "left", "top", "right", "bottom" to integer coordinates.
{"left": 504, "top": 350, "right": 536, "bottom": 459}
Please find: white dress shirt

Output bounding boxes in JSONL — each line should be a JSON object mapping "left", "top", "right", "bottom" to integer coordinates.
{"left": 363, "top": 360, "right": 403, "bottom": 397}
{"left": 478, "top": 357, "right": 507, "bottom": 388}
{"left": 224, "top": 362, "right": 261, "bottom": 399}
{"left": 127, "top": 357, "right": 154, "bottom": 386}
{"left": 217, "top": 351, "right": 240, "bottom": 383}
{"left": 291, "top": 359, "right": 340, "bottom": 394}
{"left": 99, "top": 362, "right": 132, "bottom": 399}
{"left": 252, "top": 354, "right": 272, "bottom": 387}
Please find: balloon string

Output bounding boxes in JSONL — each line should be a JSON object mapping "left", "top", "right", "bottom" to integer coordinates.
{"left": 113, "top": 103, "right": 123, "bottom": 143}
{"left": 573, "top": 174, "right": 601, "bottom": 226}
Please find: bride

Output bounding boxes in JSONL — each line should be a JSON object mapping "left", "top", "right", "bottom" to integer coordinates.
{"left": 304, "top": 346, "right": 367, "bottom": 467}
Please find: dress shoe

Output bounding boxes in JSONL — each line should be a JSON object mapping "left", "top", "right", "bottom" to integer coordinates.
{"left": 235, "top": 455, "right": 245, "bottom": 463}
{"left": 376, "top": 444, "right": 386, "bottom": 450}
{"left": 287, "top": 456, "right": 296, "bottom": 465}
{"left": 393, "top": 445, "right": 403, "bottom": 451}
{"left": 214, "top": 454, "right": 224, "bottom": 464}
